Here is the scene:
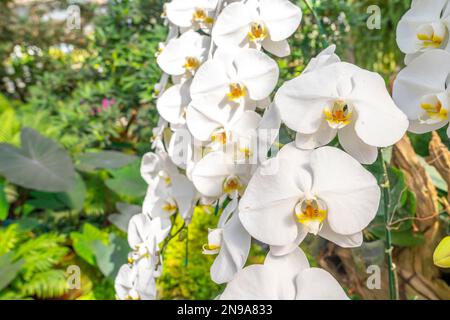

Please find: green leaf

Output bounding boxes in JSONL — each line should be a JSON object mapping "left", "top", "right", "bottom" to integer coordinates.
{"left": 417, "top": 156, "right": 447, "bottom": 192}
{"left": 390, "top": 230, "right": 424, "bottom": 247}
{"left": 27, "top": 192, "right": 67, "bottom": 210}
{"left": 105, "top": 160, "right": 147, "bottom": 198}
{"left": 0, "top": 182, "right": 8, "bottom": 221}
{"left": 93, "top": 233, "right": 128, "bottom": 279}
{"left": 70, "top": 223, "right": 109, "bottom": 266}
{"left": 108, "top": 202, "right": 141, "bottom": 232}
{"left": 76, "top": 151, "right": 137, "bottom": 171}
{"left": 369, "top": 166, "right": 421, "bottom": 247}
{"left": 56, "top": 173, "right": 86, "bottom": 211}
{"left": 0, "top": 128, "right": 76, "bottom": 192}
{"left": 0, "top": 109, "right": 20, "bottom": 144}
{"left": 0, "top": 252, "right": 24, "bottom": 291}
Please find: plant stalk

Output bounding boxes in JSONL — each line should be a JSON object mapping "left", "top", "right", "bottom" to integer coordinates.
{"left": 379, "top": 149, "right": 399, "bottom": 300}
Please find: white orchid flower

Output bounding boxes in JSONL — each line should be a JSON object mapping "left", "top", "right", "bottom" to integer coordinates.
{"left": 165, "top": 0, "right": 218, "bottom": 32}
{"left": 397, "top": 0, "right": 450, "bottom": 64}
{"left": 143, "top": 172, "right": 197, "bottom": 221}
{"left": 187, "top": 99, "right": 280, "bottom": 159}
{"left": 212, "top": 0, "right": 302, "bottom": 57}
{"left": 219, "top": 247, "right": 348, "bottom": 300}
{"left": 157, "top": 31, "right": 211, "bottom": 80}
{"left": 115, "top": 259, "right": 157, "bottom": 300}
{"left": 275, "top": 48, "right": 408, "bottom": 164}
{"left": 202, "top": 198, "right": 251, "bottom": 284}
{"left": 191, "top": 150, "right": 254, "bottom": 199}
{"left": 190, "top": 48, "right": 279, "bottom": 124}
{"left": 239, "top": 143, "right": 380, "bottom": 251}
{"left": 140, "top": 150, "right": 179, "bottom": 186}
{"left": 127, "top": 214, "right": 171, "bottom": 259}
{"left": 186, "top": 108, "right": 260, "bottom": 152}
{"left": 393, "top": 49, "right": 450, "bottom": 136}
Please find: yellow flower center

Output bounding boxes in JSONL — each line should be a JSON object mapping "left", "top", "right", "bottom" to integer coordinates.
{"left": 158, "top": 171, "right": 171, "bottom": 186}
{"left": 416, "top": 22, "right": 446, "bottom": 48}
{"left": 239, "top": 147, "right": 253, "bottom": 159}
{"left": 162, "top": 199, "right": 177, "bottom": 215}
{"left": 248, "top": 22, "right": 268, "bottom": 42}
{"left": 324, "top": 100, "right": 353, "bottom": 129}
{"left": 419, "top": 94, "right": 448, "bottom": 124}
{"left": 294, "top": 198, "right": 327, "bottom": 235}
{"left": 223, "top": 176, "right": 243, "bottom": 196}
{"left": 211, "top": 129, "right": 227, "bottom": 145}
{"left": 227, "top": 83, "right": 247, "bottom": 101}
{"left": 192, "top": 8, "right": 214, "bottom": 24}
{"left": 183, "top": 56, "right": 200, "bottom": 72}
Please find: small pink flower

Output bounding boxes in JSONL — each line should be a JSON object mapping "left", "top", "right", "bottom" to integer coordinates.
{"left": 102, "top": 98, "right": 116, "bottom": 110}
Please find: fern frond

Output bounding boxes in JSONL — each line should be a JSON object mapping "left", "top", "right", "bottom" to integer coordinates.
{"left": 19, "top": 269, "right": 68, "bottom": 299}
{"left": 0, "top": 224, "right": 23, "bottom": 256}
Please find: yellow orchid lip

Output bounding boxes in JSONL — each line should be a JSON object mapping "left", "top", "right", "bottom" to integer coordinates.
{"left": 211, "top": 129, "right": 227, "bottom": 145}
{"left": 227, "top": 83, "right": 247, "bottom": 101}
{"left": 420, "top": 101, "right": 447, "bottom": 121}
{"left": 416, "top": 33, "right": 443, "bottom": 48}
{"left": 324, "top": 100, "right": 353, "bottom": 129}
{"left": 223, "top": 175, "right": 243, "bottom": 196}
{"left": 183, "top": 56, "right": 200, "bottom": 72}
{"left": 162, "top": 199, "right": 178, "bottom": 215}
{"left": 419, "top": 94, "right": 448, "bottom": 124}
{"left": 248, "top": 22, "right": 268, "bottom": 42}
{"left": 294, "top": 198, "right": 328, "bottom": 235}
{"left": 192, "top": 8, "right": 214, "bottom": 25}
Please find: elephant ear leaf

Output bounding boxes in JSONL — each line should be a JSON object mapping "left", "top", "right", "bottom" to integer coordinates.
{"left": 0, "top": 128, "right": 76, "bottom": 192}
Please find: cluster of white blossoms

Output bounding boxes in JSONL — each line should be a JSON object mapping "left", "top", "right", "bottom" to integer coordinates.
{"left": 115, "top": 0, "right": 410, "bottom": 300}
{"left": 394, "top": 0, "right": 450, "bottom": 136}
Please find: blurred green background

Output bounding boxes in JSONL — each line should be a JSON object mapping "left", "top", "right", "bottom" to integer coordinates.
{"left": 2, "top": 0, "right": 446, "bottom": 300}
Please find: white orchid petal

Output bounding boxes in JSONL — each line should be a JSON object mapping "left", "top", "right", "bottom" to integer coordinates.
{"left": 211, "top": 213, "right": 251, "bottom": 284}
{"left": 310, "top": 147, "right": 380, "bottom": 235}
{"left": 295, "top": 119, "right": 337, "bottom": 150}
{"left": 275, "top": 64, "right": 339, "bottom": 134}
{"left": 262, "top": 38, "right": 291, "bottom": 57}
{"left": 338, "top": 120, "right": 378, "bottom": 165}
{"left": 212, "top": 2, "right": 252, "bottom": 48}
{"left": 219, "top": 265, "right": 279, "bottom": 300}
{"left": 319, "top": 219, "right": 363, "bottom": 248}
{"left": 295, "top": 268, "right": 349, "bottom": 300}
{"left": 186, "top": 105, "right": 223, "bottom": 141}
{"left": 157, "top": 82, "right": 191, "bottom": 125}
{"left": 259, "top": 0, "right": 302, "bottom": 42}
{"left": 349, "top": 67, "right": 408, "bottom": 147}
{"left": 235, "top": 49, "right": 279, "bottom": 101}
{"left": 191, "top": 151, "right": 232, "bottom": 198}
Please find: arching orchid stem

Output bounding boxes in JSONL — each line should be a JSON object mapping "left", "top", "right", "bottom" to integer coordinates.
{"left": 379, "top": 149, "right": 399, "bottom": 300}
{"left": 301, "top": 0, "right": 328, "bottom": 48}
{"left": 185, "top": 227, "right": 189, "bottom": 267}
{"left": 160, "top": 221, "right": 186, "bottom": 259}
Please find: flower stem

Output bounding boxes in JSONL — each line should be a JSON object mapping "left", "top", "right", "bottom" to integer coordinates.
{"left": 302, "top": 0, "right": 328, "bottom": 48}
{"left": 379, "top": 149, "right": 399, "bottom": 300}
